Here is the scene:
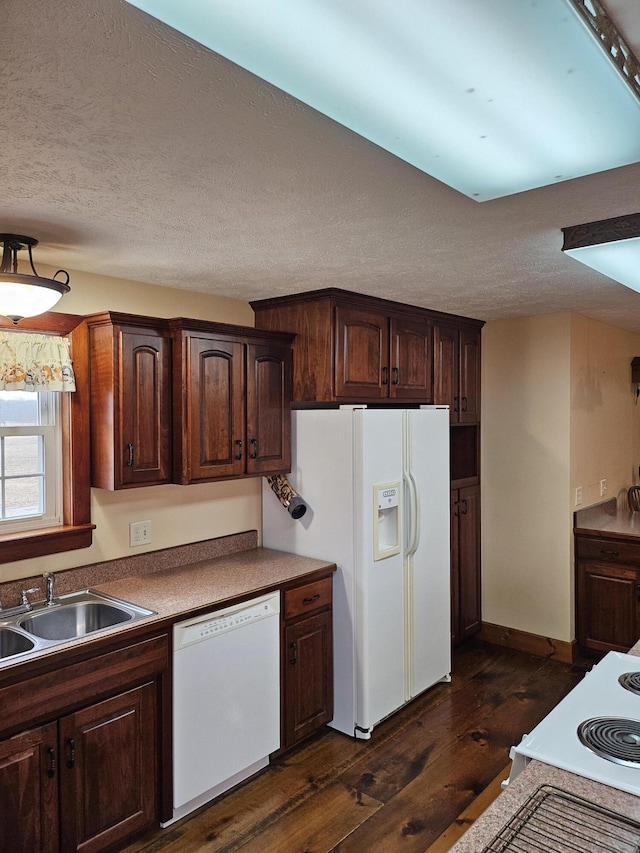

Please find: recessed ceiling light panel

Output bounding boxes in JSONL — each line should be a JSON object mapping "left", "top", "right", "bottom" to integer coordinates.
{"left": 125, "top": 0, "right": 640, "bottom": 201}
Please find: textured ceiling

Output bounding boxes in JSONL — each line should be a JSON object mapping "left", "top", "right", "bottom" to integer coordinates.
{"left": 3, "top": 0, "right": 640, "bottom": 329}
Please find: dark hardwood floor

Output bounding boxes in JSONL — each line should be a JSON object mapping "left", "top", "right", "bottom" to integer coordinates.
{"left": 124, "top": 640, "right": 589, "bottom": 853}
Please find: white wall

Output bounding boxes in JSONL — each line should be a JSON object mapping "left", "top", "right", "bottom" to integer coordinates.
{"left": 0, "top": 267, "right": 260, "bottom": 583}
{"left": 481, "top": 314, "right": 572, "bottom": 641}
{"left": 482, "top": 312, "right": 640, "bottom": 643}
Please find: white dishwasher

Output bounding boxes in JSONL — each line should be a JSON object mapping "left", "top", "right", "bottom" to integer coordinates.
{"left": 167, "top": 591, "right": 280, "bottom": 824}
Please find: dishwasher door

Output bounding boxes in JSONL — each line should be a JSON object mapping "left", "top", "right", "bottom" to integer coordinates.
{"left": 170, "top": 591, "right": 280, "bottom": 823}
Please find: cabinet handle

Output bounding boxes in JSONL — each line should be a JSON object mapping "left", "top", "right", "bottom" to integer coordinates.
{"left": 289, "top": 641, "right": 298, "bottom": 665}
{"left": 637, "top": 583, "right": 640, "bottom": 602}
{"left": 46, "top": 747, "right": 56, "bottom": 779}
{"left": 453, "top": 396, "right": 460, "bottom": 412}
{"left": 600, "top": 549, "right": 619, "bottom": 557}
{"left": 126, "top": 443, "right": 134, "bottom": 467}
{"left": 381, "top": 366, "right": 389, "bottom": 386}
{"left": 249, "top": 438, "right": 258, "bottom": 459}
{"left": 303, "top": 593, "right": 320, "bottom": 605}
{"left": 235, "top": 439, "right": 243, "bottom": 460}
{"left": 460, "top": 499, "right": 468, "bottom": 515}
{"left": 454, "top": 500, "right": 460, "bottom": 517}
{"left": 461, "top": 396, "right": 468, "bottom": 412}
{"left": 392, "top": 366, "right": 399, "bottom": 385}
{"left": 67, "top": 738, "right": 75, "bottom": 769}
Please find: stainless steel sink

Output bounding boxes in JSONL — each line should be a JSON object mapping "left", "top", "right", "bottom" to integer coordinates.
{"left": 0, "top": 590, "right": 155, "bottom": 664}
{"left": 0, "top": 627, "right": 35, "bottom": 658}
{"left": 21, "top": 600, "right": 134, "bottom": 640}
{"left": 18, "top": 590, "right": 154, "bottom": 641}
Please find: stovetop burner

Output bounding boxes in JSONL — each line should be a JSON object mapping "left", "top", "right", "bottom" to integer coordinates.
{"left": 619, "top": 671, "right": 640, "bottom": 695}
{"left": 577, "top": 717, "right": 640, "bottom": 767}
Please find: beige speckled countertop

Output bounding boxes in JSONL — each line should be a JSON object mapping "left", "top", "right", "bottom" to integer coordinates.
{"left": 93, "top": 546, "right": 335, "bottom": 621}
{"left": 0, "top": 539, "right": 335, "bottom": 678}
{"left": 574, "top": 497, "right": 640, "bottom": 541}
{"left": 449, "top": 639, "right": 640, "bottom": 850}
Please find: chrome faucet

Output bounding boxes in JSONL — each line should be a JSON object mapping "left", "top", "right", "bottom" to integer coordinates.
{"left": 20, "top": 587, "right": 40, "bottom": 611}
{"left": 43, "top": 572, "right": 55, "bottom": 606}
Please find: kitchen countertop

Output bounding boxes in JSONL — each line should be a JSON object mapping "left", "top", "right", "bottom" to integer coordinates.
{"left": 574, "top": 497, "right": 640, "bottom": 540}
{"left": 0, "top": 544, "right": 335, "bottom": 677}
{"left": 449, "top": 638, "right": 640, "bottom": 850}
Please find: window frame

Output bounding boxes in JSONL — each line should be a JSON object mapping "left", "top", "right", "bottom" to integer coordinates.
{"left": 0, "top": 313, "right": 94, "bottom": 564}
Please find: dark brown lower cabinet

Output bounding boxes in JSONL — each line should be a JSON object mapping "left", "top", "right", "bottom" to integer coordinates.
{"left": 0, "top": 683, "right": 157, "bottom": 853}
{"left": 451, "top": 484, "right": 481, "bottom": 645}
{"left": 577, "top": 561, "right": 639, "bottom": 654}
{"left": 281, "top": 576, "right": 334, "bottom": 751}
{"left": 0, "top": 722, "right": 59, "bottom": 853}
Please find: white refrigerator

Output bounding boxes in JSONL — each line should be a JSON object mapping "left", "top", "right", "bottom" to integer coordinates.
{"left": 262, "top": 405, "right": 451, "bottom": 739}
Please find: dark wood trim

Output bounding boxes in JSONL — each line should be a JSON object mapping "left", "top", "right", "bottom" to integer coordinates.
{"left": 251, "top": 287, "right": 485, "bottom": 330}
{"left": 0, "top": 311, "right": 86, "bottom": 334}
{"left": 477, "top": 622, "right": 576, "bottom": 664}
{"left": 169, "top": 316, "right": 296, "bottom": 344}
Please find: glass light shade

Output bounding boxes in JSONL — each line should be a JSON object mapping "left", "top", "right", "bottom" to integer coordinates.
{"left": 124, "top": 0, "right": 640, "bottom": 201}
{"left": 563, "top": 237, "right": 640, "bottom": 293}
{"left": 0, "top": 275, "right": 69, "bottom": 323}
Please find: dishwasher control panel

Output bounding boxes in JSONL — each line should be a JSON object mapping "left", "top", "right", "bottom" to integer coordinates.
{"left": 174, "top": 592, "right": 280, "bottom": 649}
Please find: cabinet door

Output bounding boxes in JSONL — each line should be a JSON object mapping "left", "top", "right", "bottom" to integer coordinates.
{"left": 246, "top": 343, "right": 292, "bottom": 475}
{"left": 577, "top": 561, "right": 639, "bottom": 653}
{"left": 457, "top": 484, "right": 481, "bottom": 642}
{"left": 433, "top": 323, "right": 459, "bottom": 421}
{"left": 119, "top": 329, "right": 172, "bottom": 487}
{"left": 184, "top": 336, "right": 245, "bottom": 482}
{"left": 389, "top": 316, "right": 433, "bottom": 401}
{"left": 284, "top": 611, "right": 333, "bottom": 748}
{"left": 59, "top": 683, "right": 156, "bottom": 853}
{"left": 0, "top": 723, "right": 59, "bottom": 853}
{"left": 459, "top": 327, "right": 481, "bottom": 423}
{"left": 450, "top": 492, "right": 461, "bottom": 646}
{"left": 334, "top": 305, "right": 389, "bottom": 399}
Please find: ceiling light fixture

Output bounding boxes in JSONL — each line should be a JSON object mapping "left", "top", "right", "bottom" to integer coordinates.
{"left": 561, "top": 214, "right": 640, "bottom": 293}
{"left": 125, "top": 0, "right": 640, "bottom": 201}
{"left": 0, "top": 234, "right": 71, "bottom": 325}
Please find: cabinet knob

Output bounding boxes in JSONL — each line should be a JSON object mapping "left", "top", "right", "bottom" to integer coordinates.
{"left": 235, "top": 439, "right": 243, "bottom": 460}
{"left": 249, "top": 438, "right": 258, "bottom": 459}
{"left": 126, "top": 443, "right": 134, "bottom": 467}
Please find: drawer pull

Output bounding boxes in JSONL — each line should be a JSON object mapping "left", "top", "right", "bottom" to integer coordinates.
{"left": 67, "top": 738, "right": 75, "bottom": 769}
{"left": 303, "top": 593, "right": 321, "bottom": 605}
{"left": 600, "top": 549, "right": 619, "bottom": 557}
{"left": 46, "top": 747, "right": 56, "bottom": 779}
{"left": 289, "top": 641, "right": 297, "bottom": 665}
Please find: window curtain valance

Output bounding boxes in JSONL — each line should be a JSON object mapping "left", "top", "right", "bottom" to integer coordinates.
{"left": 0, "top": 332, "right": 76, "bottom": 392}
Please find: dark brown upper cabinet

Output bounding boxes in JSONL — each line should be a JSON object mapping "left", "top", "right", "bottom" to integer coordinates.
{"left": 170, "top": 319, "right": 293, "bottom": 485}
{"left": 434, "top": 322, "right": 481, "bottom": 424}
{"left": 86, "top": 313, "right": 173, "bottom": 490}
{"left": 252, "top": 288, "right": 482, "bottom": 407}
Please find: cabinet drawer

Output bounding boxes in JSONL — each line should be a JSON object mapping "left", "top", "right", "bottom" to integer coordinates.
{"left": 284, "top": 577, "right": 332, "bottom": 620}
{"left": 576, "top": 537, "right": 640, "bottom": 565}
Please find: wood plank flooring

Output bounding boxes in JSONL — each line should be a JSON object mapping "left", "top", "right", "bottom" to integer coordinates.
{"left": 123, "top": 640, "right": 589, "bottom": 853}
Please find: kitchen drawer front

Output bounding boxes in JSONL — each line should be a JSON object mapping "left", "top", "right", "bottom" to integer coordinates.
{"left": 284, "top": 577, "right": 332, "bottom": 620}
{"left": 576, "top": 537, "right": 640, "bottom": 566}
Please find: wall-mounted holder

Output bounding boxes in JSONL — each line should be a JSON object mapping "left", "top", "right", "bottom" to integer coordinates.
{"left": 265, "top": 474, "right": 308, "bottom": 520}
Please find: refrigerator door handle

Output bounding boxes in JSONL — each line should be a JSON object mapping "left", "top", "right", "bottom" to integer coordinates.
{"left": 405, "top": 468, "right": 420, "bottom": 555}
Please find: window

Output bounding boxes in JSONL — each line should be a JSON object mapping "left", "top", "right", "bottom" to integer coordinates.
{"left": 0, "top": 316, "right": 93, "bottom": 564}
{"left": 0, "top": 391, "right": 62, "bottom": 533}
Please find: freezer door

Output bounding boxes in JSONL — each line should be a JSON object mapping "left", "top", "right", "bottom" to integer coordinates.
{"left": 404, "top": 408, "right": 451, "bottom": 698}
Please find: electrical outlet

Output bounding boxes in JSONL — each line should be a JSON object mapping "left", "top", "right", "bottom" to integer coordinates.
{"left": 575, "top": 486, "right": 582, "bottom": 506}
{"left": 130, "top": 520, "right": 152, "bottom": 547}
{"left": 600, "top": 479, "right": 607, "bottom": 497}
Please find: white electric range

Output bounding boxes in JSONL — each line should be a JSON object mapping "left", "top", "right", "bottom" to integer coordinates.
{"left": 509, "top": 651, "right": 640, "bottom": 796}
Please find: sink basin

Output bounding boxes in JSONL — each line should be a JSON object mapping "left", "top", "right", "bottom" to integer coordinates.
{"left": 20, "top": 601, "right": 134, "bottom": 640}
{"left": 17, "top": 591, "right": 154, "bottom": 642}
{"left": 0, "top": 627, "right": 35, "bottom": 658}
